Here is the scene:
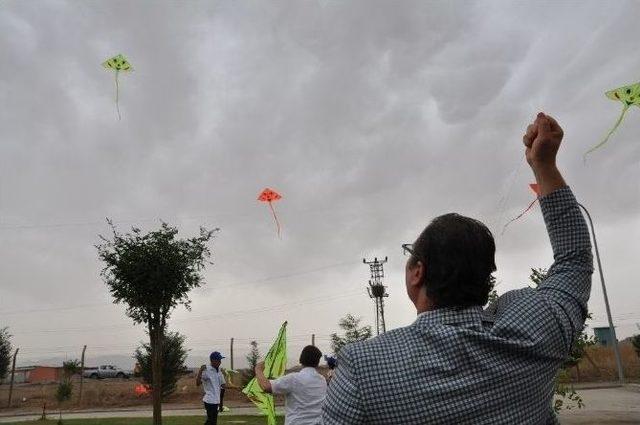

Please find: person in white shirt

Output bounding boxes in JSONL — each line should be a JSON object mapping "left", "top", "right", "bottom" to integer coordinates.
{"left": 196, "top": 351, "right": 227, "bottom": 425}
{"left": 255, "top": 345, "right": 327, "bottom": 425}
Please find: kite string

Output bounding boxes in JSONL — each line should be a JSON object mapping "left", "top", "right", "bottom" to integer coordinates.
{"left": 501, "top": 197, "right": 538, "bottom": 235}
{"left": 114, "top": 70, "right": 121, "bottom": 121}
{"left": 584, "top": 105, "right": 629, "bottom": 162}
{"left": 268, "top": 201, "right": 282, "bottom": 238}
{"left": 496, "top": 153, "right": 527, "bottom": 228}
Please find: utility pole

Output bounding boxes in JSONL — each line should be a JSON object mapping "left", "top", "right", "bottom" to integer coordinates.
{"left": 78, "top": 345, "right": 87, "bottom": 404}
{"left": 578, "top": 203, "right": 624, "bottom": 384}
{"left": 230, "top": 338, "right": 234, "bottom": 371}
{"left": 311, "top": 334, "right": 316, "bottom": 346}
{"left": 363, "top": 257, "right": 389, "bottom": 335}
{"left": 7, "top": 348, "right": 18, "bottom": 408}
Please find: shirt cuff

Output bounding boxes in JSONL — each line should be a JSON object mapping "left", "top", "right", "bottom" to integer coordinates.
{"left": 539, "top": 186, "right": 575, "bottom": 220}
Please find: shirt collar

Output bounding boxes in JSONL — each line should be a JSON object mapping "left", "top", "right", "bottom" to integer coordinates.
{"left": 413, "top": 305, "right": 493, "bottom": 328}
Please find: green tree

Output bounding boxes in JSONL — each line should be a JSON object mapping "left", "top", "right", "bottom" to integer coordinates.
{"left": 56, "top": 360, "right": 80, "bottom": 424}
{"left": 330, "top": 314, "right": 372, "bottom": 354}
{"left": 486, "top": 275, "right": 498, "bottom": 305}
{"left": 134, "top": 331, "right": 189, "bottom": 399}
{"left": 631, "top": 334, "right": 640, "bottom": 358}
{"left": 528, "top": 268, "right": 595, "bottom": 412}
{"left": 97, "top": 221, "right": 217, "bottom": 425}
{"left": 0, "top": 328, "right": 11, "bottom": 381}
{"left": 243, "top": 341, "right": 261, "bottom": 384}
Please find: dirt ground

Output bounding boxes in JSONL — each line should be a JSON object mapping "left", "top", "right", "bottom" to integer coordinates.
{"left": 561, "top": 343, "right": 640, "bottom": 383}
{"left": 0, "top": 344, "right": 637, "bottom": 415}
{"left": 0, "top": 375, "right": 258, "bottom": 413}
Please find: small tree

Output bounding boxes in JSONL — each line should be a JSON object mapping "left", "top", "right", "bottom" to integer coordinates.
{"left": 134, "top": 331, "right": 189, "bottom": 399}
{"left": 56, "top": 360, "right": 80, "bottom": 424}
{"left": 631, "top": 334, "right": 640, "bottom": 358}
{"left": 486, "top": 275, "right": 498, "bottom": 305}
{"left": 243, "top": 341, "right": 261, "bottom": 384}
{"left": 330, "top": 314, "right": 372, "bottom": 354}
{"left": 97, "top": 221, "right": 217, "bottom": 425}
{"left": 0, "top": 328, "right": 11, "bottom": 381}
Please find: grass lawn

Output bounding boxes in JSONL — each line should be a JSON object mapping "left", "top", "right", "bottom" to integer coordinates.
{"left": 1, "top": 416, "right": 284, "bottom": 425}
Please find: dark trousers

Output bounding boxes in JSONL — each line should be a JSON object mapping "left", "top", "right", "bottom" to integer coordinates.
{"left": 204, "top": 402, "right": 219, "bottom": 425}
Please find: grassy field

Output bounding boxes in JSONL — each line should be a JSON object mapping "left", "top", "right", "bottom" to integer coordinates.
{"left": 1, "top": 416, "right": 284, "bottom": 425}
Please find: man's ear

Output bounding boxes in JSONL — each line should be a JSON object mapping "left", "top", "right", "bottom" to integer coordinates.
{"left": 408, "top": 260, "right": 425, "bottom": 288}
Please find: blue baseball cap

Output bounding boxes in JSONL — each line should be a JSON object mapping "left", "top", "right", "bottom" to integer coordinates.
{"left": 325, "top": 355, "right": 337, "bottom": 369}
{"left": 210, "top": 351, "right": 225, "bottom": 361}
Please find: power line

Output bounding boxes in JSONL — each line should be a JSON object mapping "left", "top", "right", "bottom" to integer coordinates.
{"left": 0, "top": 201, "right": 355, "bottom": 232}
{"left": 0, "top": 260, "right": 358, "bottom": 317}
{"left": 10, "top": 289, "right": 365, "bottom": 335}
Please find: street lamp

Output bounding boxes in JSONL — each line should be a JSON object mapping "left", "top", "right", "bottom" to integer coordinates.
{"left": 577, "top": 203, "right": 625, "bottom": 384}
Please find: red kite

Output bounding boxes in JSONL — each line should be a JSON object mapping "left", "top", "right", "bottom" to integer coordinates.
{"left": 134, "top": 384, "right": 150, "bottom": 397}
{"left": 258, "top": 188, "right": 283, "bottom": 237}
{"left": 502, "top": 183, "right": 540, "bottom": 234}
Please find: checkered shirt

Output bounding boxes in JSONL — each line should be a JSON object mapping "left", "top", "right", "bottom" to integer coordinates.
{"left": 322, "top": 187, "right": 593, "bottom": 424}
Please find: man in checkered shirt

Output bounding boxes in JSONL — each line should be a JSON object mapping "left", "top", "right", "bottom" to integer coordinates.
{"left": 322, "top": 113, "right": 593, "bottom": 424}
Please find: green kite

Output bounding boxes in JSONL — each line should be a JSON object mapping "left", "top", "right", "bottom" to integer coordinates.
{"left": 222, "top": 368, "right": 239, "bottom": 386}
{"left": 242, "top": 321, "right": 287, "bottom": 425}
{"left": 584, "top": 82, "right": 640, "bottom": 160}
{"left": 102, "top": 54, "right": 133, "bottom": 120}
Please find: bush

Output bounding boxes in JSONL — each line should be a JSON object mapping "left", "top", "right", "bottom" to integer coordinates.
{"left": 134, "top": 330, "right": 189, "bottom": 399}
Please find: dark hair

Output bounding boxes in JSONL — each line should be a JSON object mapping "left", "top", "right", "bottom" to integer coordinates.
{"left": 299, "top": 345, "right": 322, "bottom": 367}
{"left": 411, "top": 213, "right": 495, "bottom": 308}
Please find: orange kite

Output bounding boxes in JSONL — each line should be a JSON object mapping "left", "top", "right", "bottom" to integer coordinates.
{"left": 258, "top": 188, "right": 283, "bottom": 237}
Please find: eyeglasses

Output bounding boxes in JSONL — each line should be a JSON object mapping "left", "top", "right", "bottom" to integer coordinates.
{"left": 402, "top": 243, "right": 416, "bottom": 257}
{"left": 403, "top": 243, "right": 426, "bottom": 268}
{"left": 403, "top": 243, "right": 428, "bottom": 264}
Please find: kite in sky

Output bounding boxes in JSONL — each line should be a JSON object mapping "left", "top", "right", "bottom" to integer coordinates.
{"left": 258, "top": 188, "right": 283, "bottom": 237}
{"left": 584, "top": 82, "right": 640, "bottom": 160}
{"left": 102, "top": 54, "right": 133, "bottom": 120}
{"left": 242, "top": 321, "right": 287, "bottom": 425}
{"left": 501, "top": 183, "right": 540, "bottom": 235}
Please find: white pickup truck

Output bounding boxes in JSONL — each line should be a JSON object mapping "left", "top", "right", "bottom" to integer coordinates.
{"left": 83, "top": 365, "right": 131, "bottom": 379}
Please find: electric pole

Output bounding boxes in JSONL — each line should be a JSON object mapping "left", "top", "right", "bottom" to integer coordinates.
{"left": 363, "top": 257, "right": 389, "bottom": 335}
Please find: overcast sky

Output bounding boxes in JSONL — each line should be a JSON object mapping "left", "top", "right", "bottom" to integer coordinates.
{"left": 1, "top": 0, "right": 639, "bottom": 368}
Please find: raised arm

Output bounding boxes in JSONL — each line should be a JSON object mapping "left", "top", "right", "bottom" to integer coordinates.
{"left": 254, "top": 362, "right": 273, "bottom": 393}
{"left": 196, "top": 364, "right": 207, "bottom": 387}
{"left": 523, "top": 113, "right": 593, "bottom": 351}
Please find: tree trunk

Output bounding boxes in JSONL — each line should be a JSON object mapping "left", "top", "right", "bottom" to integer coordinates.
{"left": 78, "top": 345, "right": 87, "bottom": 405}
{"left": 151, "top": 327, "right": 163, "bottom": 425}
{"left": 7, "top": 348, "right": 19, "bottom": 408}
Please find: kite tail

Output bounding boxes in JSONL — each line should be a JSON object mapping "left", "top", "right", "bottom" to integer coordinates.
{"left": 583, "top": 105, "right": 629, "bottom": 162}
{"left": 501, "top": 197, "right": 539, "bottom": 235}
{"left": 114, "top": 70, "right": 121, "bottom": 121}
{"left": 268, "top": 201, "right": 282, "bottom": 238}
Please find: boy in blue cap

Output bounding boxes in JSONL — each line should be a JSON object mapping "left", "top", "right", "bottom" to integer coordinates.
{"left": 196, "top": 351, "right": 226, "bottom": 425}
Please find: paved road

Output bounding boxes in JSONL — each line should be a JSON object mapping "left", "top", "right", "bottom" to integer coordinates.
{"left": 0, "top": 386, "right": 638, "bottom": 423}
{"left": 558, "top": 385, "right": 640, "bottom": 424}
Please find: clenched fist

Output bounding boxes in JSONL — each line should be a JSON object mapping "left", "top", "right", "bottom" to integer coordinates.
{"left": 523, "top": 112, "right": 564, "bottom": 170}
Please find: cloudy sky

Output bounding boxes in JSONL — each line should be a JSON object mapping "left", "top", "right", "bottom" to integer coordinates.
{"left": 1, "top": 0, "right": 639, "bottom": 368}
